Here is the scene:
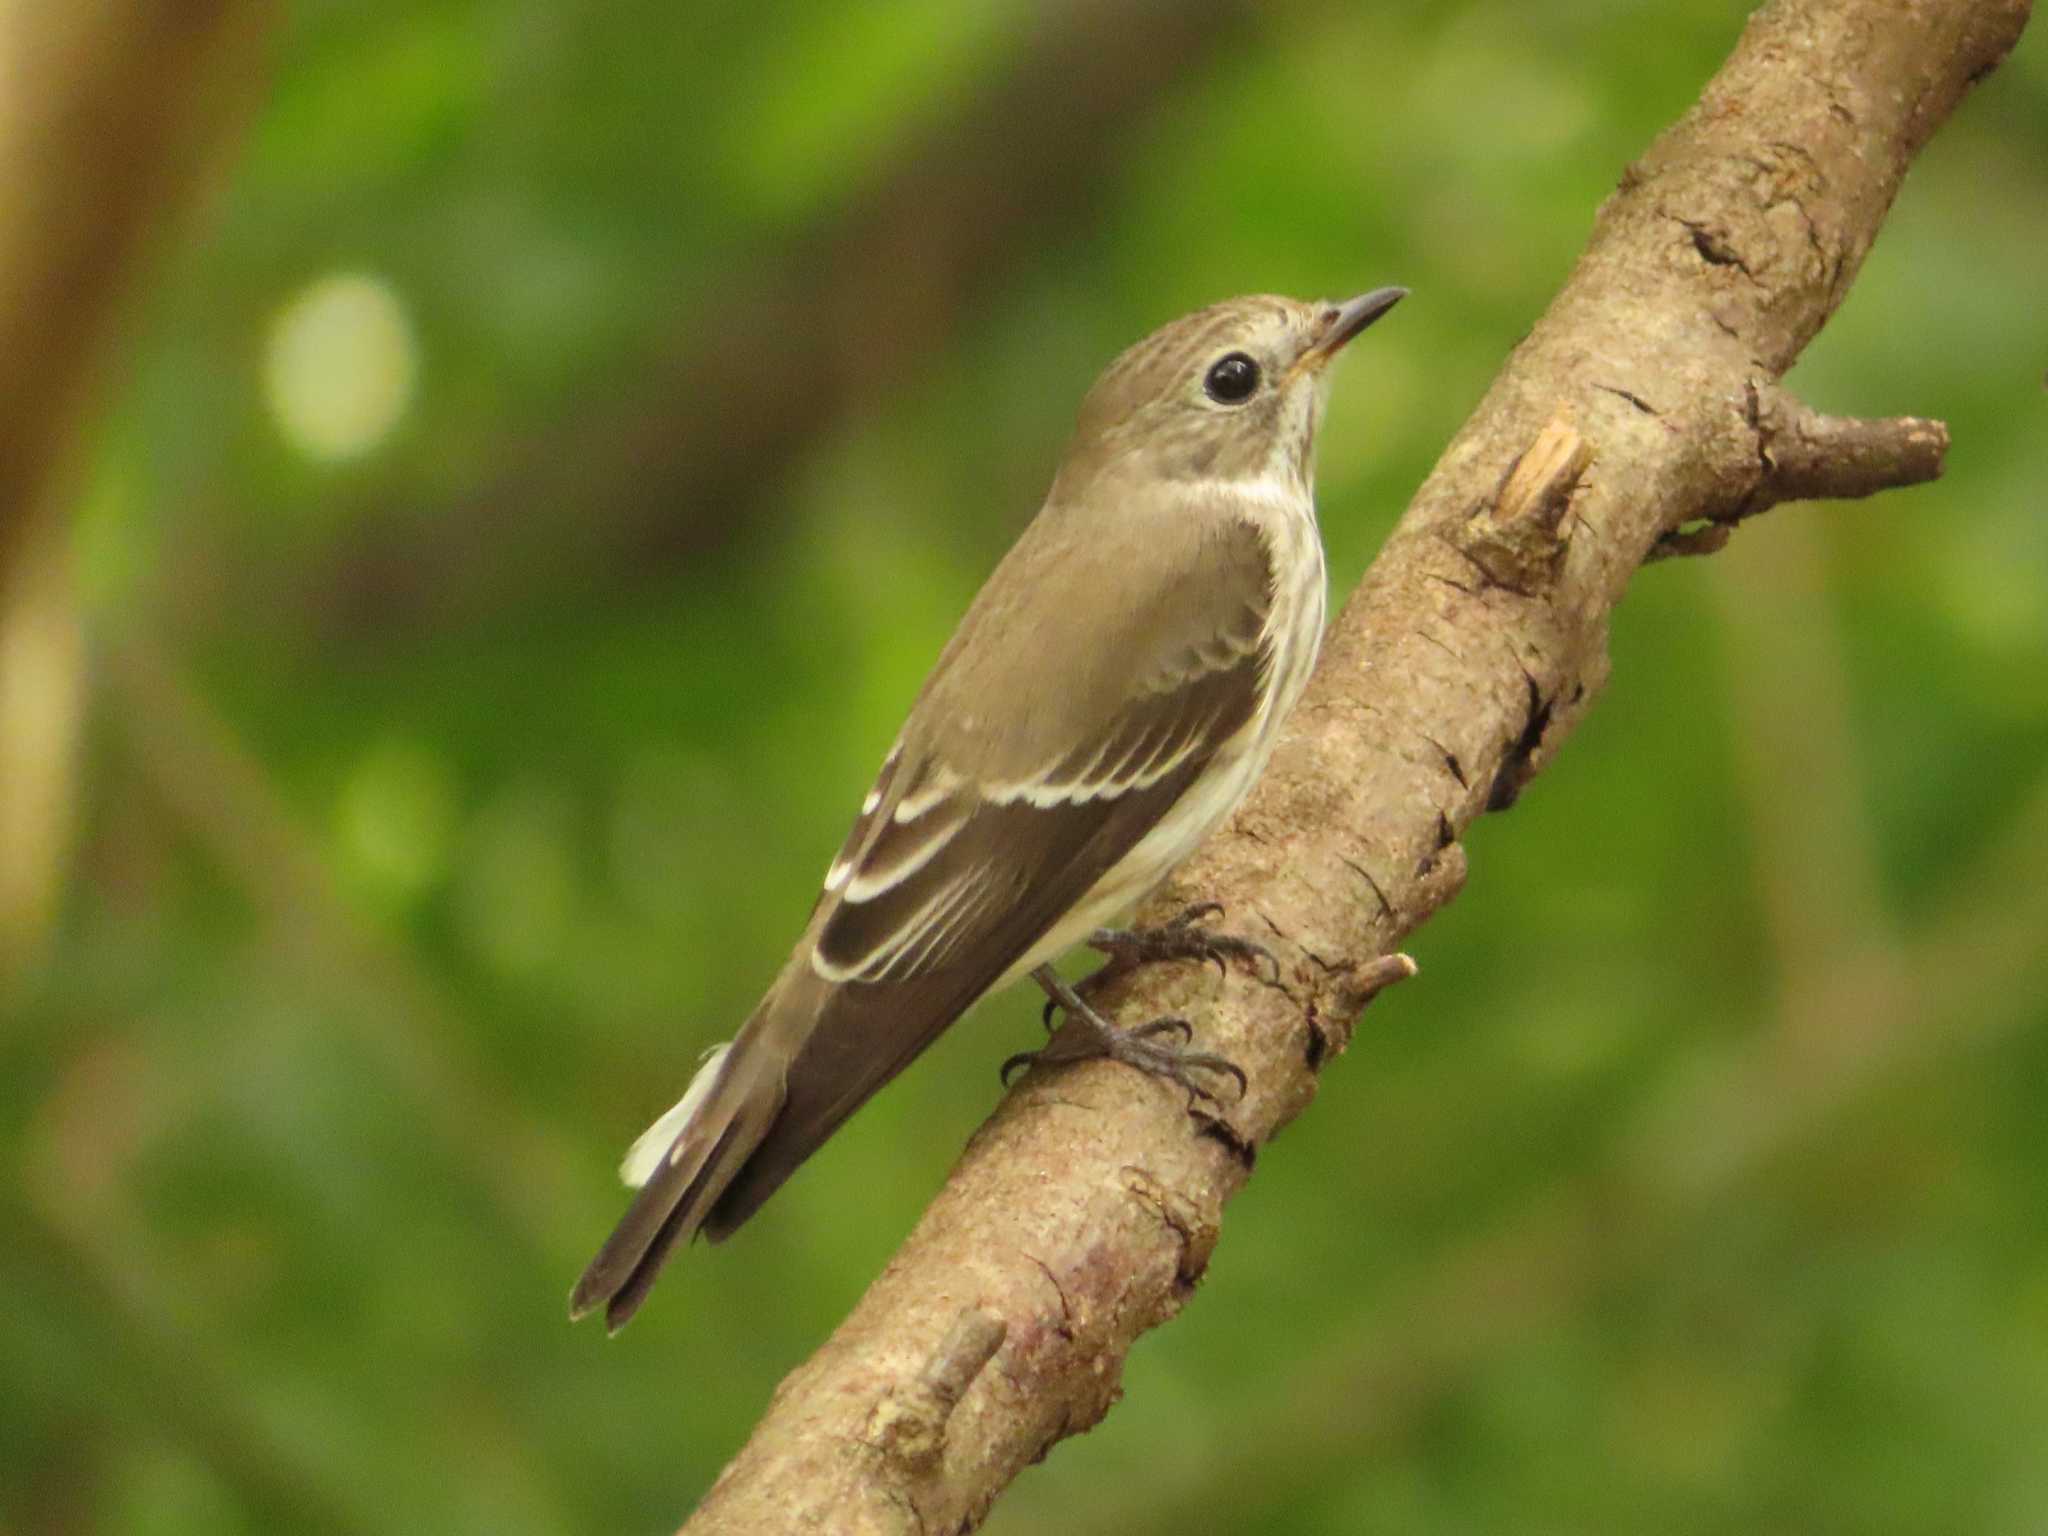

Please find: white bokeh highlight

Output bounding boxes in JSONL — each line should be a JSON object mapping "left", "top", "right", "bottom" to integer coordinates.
{"left": 264, "top": 272, "right": 418, "bottom": 461}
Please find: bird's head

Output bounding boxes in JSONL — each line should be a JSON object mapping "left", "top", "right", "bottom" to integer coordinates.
{"left": 1060, "top": 287, "right": 1406, "bottom": 495}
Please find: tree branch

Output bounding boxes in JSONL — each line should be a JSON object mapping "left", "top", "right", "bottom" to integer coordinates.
{"left": 1654, "top": 385, "right": 1951, "bottom": 558}
{"left": 1747, "top": 387, "right": 1950, "bottom": 508}
{"left": 675, "top": 1, "right": 2030, "bottom": 1530}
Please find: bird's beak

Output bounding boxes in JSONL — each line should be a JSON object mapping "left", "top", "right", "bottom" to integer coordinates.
{"left": 1298, "top": 286, "right": 1408, "bottom": 372}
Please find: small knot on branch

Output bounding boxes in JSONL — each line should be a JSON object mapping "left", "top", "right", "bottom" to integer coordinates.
{"left": 1457, "top": 415, "right": 1595, "bottom": 592}
{"left": 866, "top": 1306, "right": 1008, "bottom": 1474}
{"left": 1335, "top": 950, "right": 1420, "bottom": 1021}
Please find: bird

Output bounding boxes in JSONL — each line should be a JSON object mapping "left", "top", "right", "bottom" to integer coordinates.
{"left": 571, "top": 286, "right": 1406, "bottom": 1330}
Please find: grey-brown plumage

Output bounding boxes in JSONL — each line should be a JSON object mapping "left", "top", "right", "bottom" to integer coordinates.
{"left": 572, "top": 287, "right": 1404, "bottom": 1330}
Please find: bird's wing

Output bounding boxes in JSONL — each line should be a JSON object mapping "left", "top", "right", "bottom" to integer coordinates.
{"left": 703, "top": 504, "right": 1280, "bottom": 1236}
{"left": 814, "top": 501, "right": 1279, "bottom": 981}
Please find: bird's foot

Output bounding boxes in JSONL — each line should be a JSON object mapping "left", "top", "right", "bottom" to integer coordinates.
{"left": 1006, "top": 964, "right": 1247, "bottom": 1106}
{"left": 1090, "top": 901, "right": 1278, "bottom": 983}
{"left": 1039, "top": 901, "right": 1277, "bottom": 1027}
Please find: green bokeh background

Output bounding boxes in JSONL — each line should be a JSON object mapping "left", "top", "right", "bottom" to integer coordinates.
{"left": 5, "top": 2, "right": 2046, "bottom": 1532}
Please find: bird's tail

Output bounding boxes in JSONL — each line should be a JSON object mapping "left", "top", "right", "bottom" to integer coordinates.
{"left": 569, "top": 1021, "right": 785, "bottom": 1332}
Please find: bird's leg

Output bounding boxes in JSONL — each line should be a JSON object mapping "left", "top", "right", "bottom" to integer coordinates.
{"left": 1005, "top": 963, "right": 1248, "bottom": 1106}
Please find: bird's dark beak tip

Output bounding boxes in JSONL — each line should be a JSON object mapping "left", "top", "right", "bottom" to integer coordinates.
{"left": 1322, "top": 285, "right": 1407, "bottom": 353}
{"left": 1303, "top": 285, "right": 1406, "bottom": 366}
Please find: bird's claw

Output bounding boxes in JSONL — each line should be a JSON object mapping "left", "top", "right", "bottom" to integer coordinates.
{"left": 1008, "top": 910, "right": 1259, "bottom": 1102}
{"left": 1131, "top": 1015, "right": 1193, "bottom": 1047}
{"left": 1082, "top": 902, "right": 1279, "bottom": 991}
{"left": 1001, "top": 1021, "right": 1246, "bottom": 1105}
{"left": 1008, "top": 962, "right": 1249, "bottom": 1106}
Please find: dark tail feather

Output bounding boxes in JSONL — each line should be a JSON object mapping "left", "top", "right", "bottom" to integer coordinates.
{"left": 569, "top": 1043, "right": 783, "bottom": 1332}
{"left": 701, "top": 969, "right": 983, "bottom": 1241}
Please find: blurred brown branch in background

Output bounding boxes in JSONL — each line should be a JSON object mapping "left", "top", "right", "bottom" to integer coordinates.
{"left": 301, "top": 0, "right": 1263, "bottom": 644}
{"left": 0, "top": 0, "right": 274, "bottom": 982}
{"left": 674, "top": 0, "right": 2033, "bottom": 1530}
{"left": 0, "top": 522, "right": 83, "bottom": 979}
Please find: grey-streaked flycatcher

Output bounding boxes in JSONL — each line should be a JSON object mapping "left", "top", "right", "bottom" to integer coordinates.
{"left": 573, "top": 287, "right": 1406, "bottom": 1329}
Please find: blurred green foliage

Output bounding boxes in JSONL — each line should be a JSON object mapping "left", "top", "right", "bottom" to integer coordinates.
{"left": 4, "top": 1, "right": 2045, "bottom": 1532}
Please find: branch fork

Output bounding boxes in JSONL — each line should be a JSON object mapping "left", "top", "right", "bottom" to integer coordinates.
{"left": 1653, "top": 382, "right": 1950, "bottom": 559}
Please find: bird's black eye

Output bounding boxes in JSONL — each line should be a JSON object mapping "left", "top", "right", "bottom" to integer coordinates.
{"left": 1203, "top": 352, "right": 1260, "bottom": 404}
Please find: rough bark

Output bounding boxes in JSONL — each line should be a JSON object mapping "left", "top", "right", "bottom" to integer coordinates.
{"left": 677, "top": 1, "right": 2030, "bottom": 1530}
